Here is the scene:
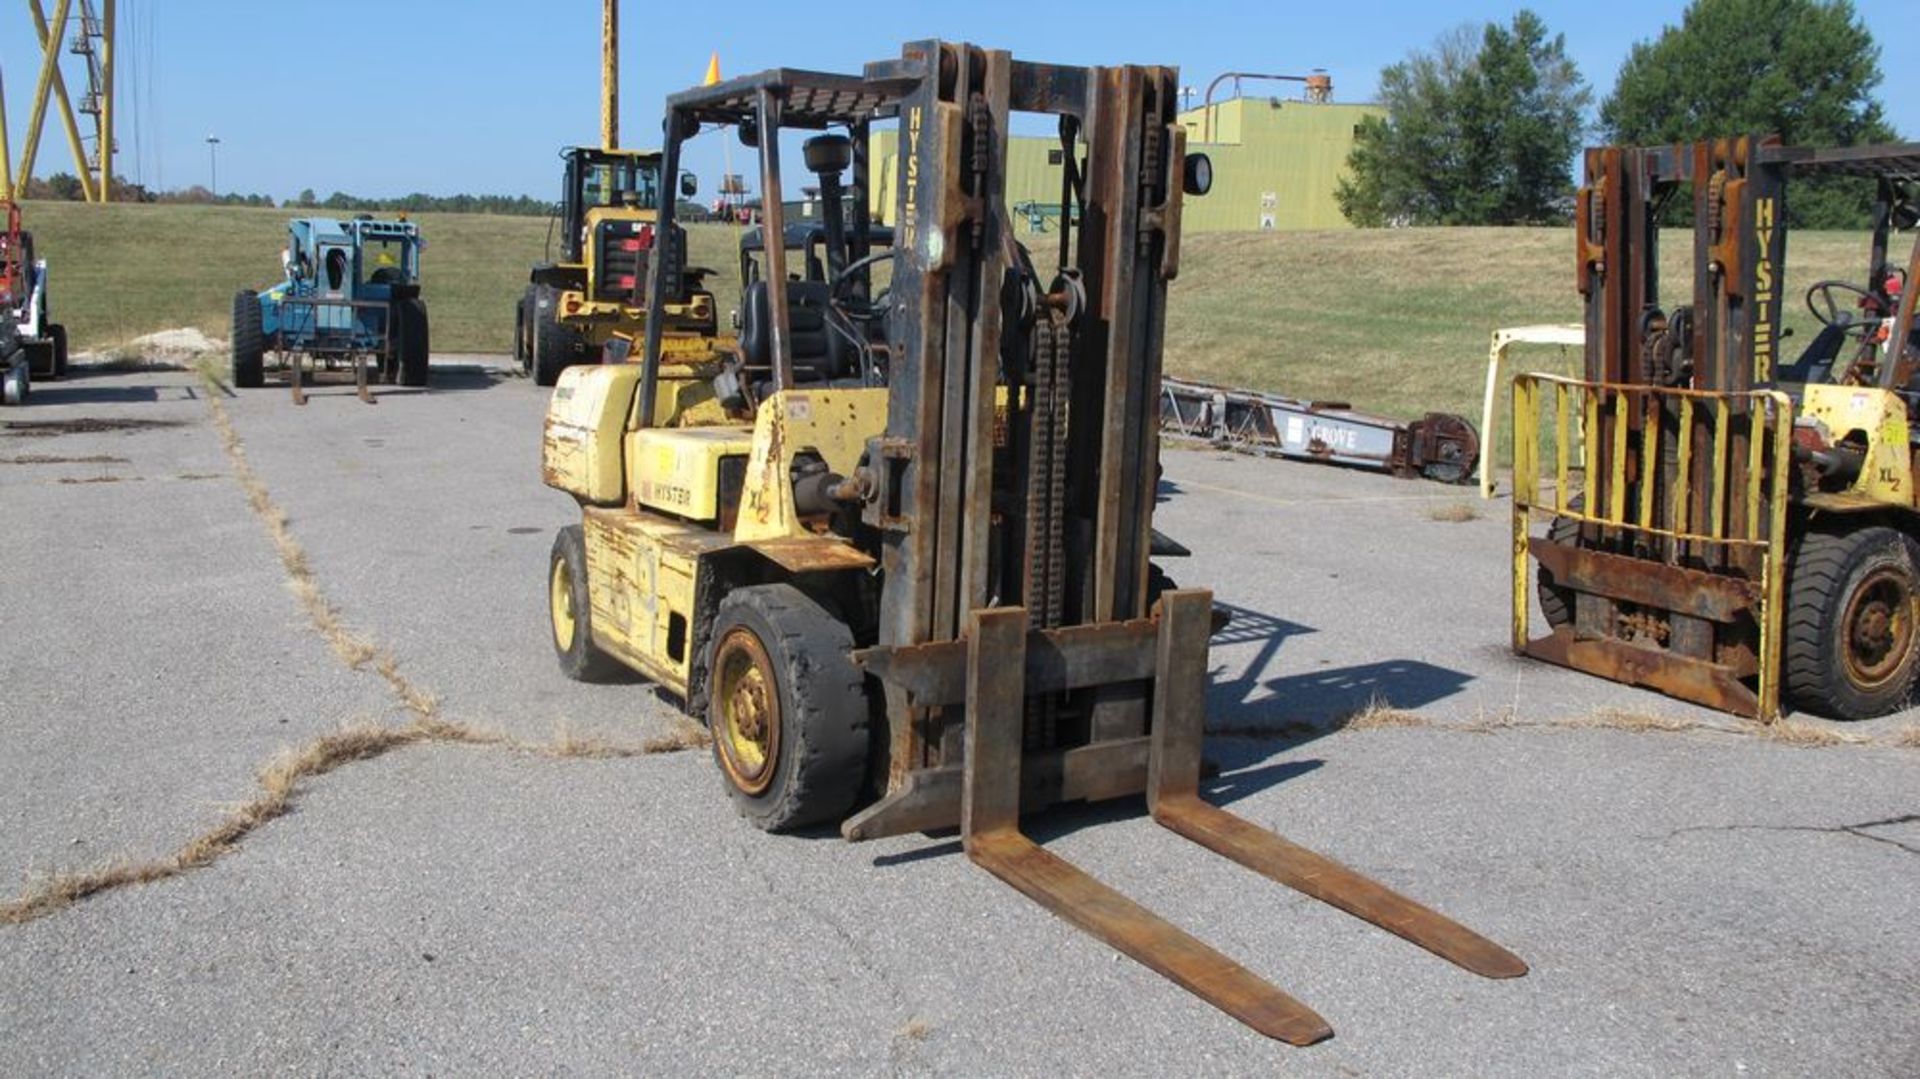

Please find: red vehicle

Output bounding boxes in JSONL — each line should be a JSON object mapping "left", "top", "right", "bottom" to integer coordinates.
{"left": 1, "top": 200, "right": 68, "bottom": 405}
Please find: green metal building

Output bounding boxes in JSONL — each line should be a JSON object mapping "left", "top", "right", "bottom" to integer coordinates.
{"left": 867, "top": 94, "right": 1383, "bottom": 233}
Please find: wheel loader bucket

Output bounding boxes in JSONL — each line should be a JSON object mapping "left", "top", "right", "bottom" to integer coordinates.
{"left": 853, "top": 590, "right": 1526, "bottom": 1044}
{"left": 1511, "top": 373, "right": 1796, "bottom": 719}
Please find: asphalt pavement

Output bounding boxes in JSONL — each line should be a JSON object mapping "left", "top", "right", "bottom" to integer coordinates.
{"left": 1, "top": 356, "right": 1914, "bottom": 1075}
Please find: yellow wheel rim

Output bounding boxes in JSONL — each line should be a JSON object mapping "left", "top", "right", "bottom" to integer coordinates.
{"left": 713, "top": 627, "right": 780, "bottom": 796}
{"left": 1842, "top": 567, "right": 1917, "bottom": 690}
{"left": 550, "top": 553, "right": 577, "bottom": 653}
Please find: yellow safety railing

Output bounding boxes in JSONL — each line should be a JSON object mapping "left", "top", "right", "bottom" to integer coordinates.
{"left": 1510, "top": 373, "right": 1795, "bottom": 718}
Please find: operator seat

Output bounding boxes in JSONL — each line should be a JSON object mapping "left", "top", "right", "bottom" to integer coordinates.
{"left": 738, "top": 279, "right": 859, "bottom": 386}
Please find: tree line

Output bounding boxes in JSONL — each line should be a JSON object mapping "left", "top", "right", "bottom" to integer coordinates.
{"left": 16, "top": 174, "right": 556, "bottom": 217}
{"left": 1338, "top": 0, "right": 1894, "bottom": 228}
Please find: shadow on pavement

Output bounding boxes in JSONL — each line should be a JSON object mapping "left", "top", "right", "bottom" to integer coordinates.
{"left": 19, "top": 383, "right": 166, "bottom": 405}
{"left": 381, "top": 364, "right": 517, "bottom": 394}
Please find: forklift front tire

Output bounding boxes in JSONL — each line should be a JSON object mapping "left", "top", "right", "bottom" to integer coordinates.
{"left": 1784, "top": 526, "right": 1920, "bottom": 719}
{"left": 706, "top": 583, "right": 868, "bottom": 832}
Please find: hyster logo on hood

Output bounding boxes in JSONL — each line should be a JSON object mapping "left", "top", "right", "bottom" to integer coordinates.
{"left": 1753, "top": 196, "right": 1778, "bottom": 385}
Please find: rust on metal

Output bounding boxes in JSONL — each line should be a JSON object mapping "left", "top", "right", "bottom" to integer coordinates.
{"left": 960, "top": 605, "right": 1335, "bottom": 1046}
{"left": 1530, "top": 539, "right": 1757, "bottom": 623}
{"left": 739, "top": 536, "right": 876, "bottom": 574}
{"left": 1525, "top": 626, "right": 1760, "bottom": 716}
{"left": 640, "top": 42, "right": 1525, "bottom": 1042}
{"left": 854, "top": 618, "right": 1159, "bottom": 706}
{"left": 840, "top": 736, "right": 1150, "bottom": 841}
{"left": 1149, "top": 590, "right": 1529, "bottom": 979}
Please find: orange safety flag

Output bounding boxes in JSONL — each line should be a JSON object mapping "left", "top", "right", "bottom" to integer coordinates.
{"left": 704, "top": 52, "right": 722, "bottom": 86}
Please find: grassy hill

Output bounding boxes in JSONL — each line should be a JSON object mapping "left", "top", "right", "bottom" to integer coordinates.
{"left": 18, "top": 200, "right": 1875, "bottom": 432}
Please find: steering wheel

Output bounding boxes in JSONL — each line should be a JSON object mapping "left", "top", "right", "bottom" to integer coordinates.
{"left": 830, "top": 250, "right": 896, "bottom": 323}
{"left": 1806, "top": 280, "right": 1879, "bottom": 333}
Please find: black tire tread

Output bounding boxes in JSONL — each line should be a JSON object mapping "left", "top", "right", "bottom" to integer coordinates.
{"left": 514, "top": 286, "right": 534, "bottom": 373}
{"left": 708, "top": 583, "right": 868, "bottom": 832}
{"left": 1536, "top": 510, "right": 1581, "bottom": 628}
{"left": 399, "top": 298, "right": 431, "bottom": 387}
{"left": 531, "top": 284, "right": 577, "bottom": 387}
{"left": 551, "top": 525, "right": 622, "bottom": 682}
{"left": 49, "top": 323, "right": 67, "bottom": 379}
{"left": 1784, "top": 526, "right": 1920, "bottom": 719}
{"left": 231, "top": 290, "right": 265, "bottom": 388}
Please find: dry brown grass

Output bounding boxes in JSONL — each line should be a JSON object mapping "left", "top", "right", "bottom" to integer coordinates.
{"left": 1565, "top": 708, "right": 1707, "bottom": 735}
{"left": 1338, "top": 696, "right": 1428, "bottom": 730}
{"left": 899, "top": 1018, "right": 932, "bottom": 1042}
{"left": 1425, "top": 501, "right": 1481, "bottom": 523}
{"left": 0, "top": 367, "right": 711, "bottom": 927}
{"left": 0, "top": 714, "right": 708, "bottom": 925}
{"left": 197, "top": 362, "right": 410, "bottom": 693}
{"left": 1756, "top": 719, "right": 1871, "bottom": 748}
{"left": 1314, "top": 699, "right": 1904, "bottom": 752}
{"left": 0, "top": 720, "right": 423, "bottom": 925}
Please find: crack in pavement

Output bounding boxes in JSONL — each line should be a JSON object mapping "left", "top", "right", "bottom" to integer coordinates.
{"left": 722, "top": 825, "right": 927, "bottom": 1067}
{"left": 0, "top": 363, "right": 707, "bottom": 925}
{"left": 1663, "top": 814, "right": 1920, "bottom": 857}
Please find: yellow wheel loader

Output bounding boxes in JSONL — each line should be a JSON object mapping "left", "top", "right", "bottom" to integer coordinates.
{"left": 520, "top": 148, "right": 718, "bottom": 386}
{"left": 1513, "top": 137, "right": 1920, "bottom": 721}
{"left": 542, "top": 40, "right": 1524, "bottom": 1043}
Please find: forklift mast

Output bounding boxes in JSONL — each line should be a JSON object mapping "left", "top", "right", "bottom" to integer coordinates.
{"left": 641, "top": 43, "right": 1191, "bottom": 785}
{"left": 1577, "top": 136, "right": 1790, "bottom": 393}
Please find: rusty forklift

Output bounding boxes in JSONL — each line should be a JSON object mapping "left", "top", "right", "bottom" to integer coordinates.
{"left": 1514, "top": 137, "right": 1920, "bottom": 721}
{"left": 542, "top": 41, "right": 1525, "bottom": 1042}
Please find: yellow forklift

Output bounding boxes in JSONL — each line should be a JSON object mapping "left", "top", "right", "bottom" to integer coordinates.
{"left": 542, "top": 39, "right": 1523, "bottom": 1044}
{"left": 1513, "top": 137, "right": 1920, "bottom": 720}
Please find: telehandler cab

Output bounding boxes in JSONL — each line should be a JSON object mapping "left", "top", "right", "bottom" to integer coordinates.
{"left": 542, "top": 40, "right": 1525, "bottom": 1042}
{"left": 1513, "top": 137, "right": 1920, "bottom": 720}
{"left": 231, "top": 215, "right": 430, "bottom": 403}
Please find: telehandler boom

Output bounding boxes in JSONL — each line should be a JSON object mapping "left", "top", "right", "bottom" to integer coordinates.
{"left": 542, "top": 40, "right": 1524, "bottom": 1042}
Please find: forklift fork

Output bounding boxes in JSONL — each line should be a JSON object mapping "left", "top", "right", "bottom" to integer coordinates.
{"left": 959, "top": 591, "right": 1526, "bottom": 1043}
{"left": 286, "top": 351, "right": 375, "bottom": 406}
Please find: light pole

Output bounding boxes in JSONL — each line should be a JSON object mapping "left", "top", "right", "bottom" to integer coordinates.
{"left": 205, "top": 135, "right": 221, "bottom": 197}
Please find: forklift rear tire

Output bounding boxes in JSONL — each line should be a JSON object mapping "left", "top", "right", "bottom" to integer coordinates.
{"left": 1784, "top": 526, "right": 1920, "bottom": 719}
{"left": 231, "top": 290, "right": 266, "bottom": 388}
{"left": 531, "top": 285, "right": 574, "bottom": 387}
{"left": 706, "top": 583, "right": 868, "bottom": 832}
{"left": 549, "top": 525, "right": 621, "bottom": 682}
{"left": 398, "top": 299, "right": 431, "bottom": 387}
{"left": 49, "top": 323, "right": 67, "bottom": 379}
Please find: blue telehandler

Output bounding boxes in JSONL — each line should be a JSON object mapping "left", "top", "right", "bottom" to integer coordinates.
{"left": 232, "top": 216, "right": 430, "bottom": 401}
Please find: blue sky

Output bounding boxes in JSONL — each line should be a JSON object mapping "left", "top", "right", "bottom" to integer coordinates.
{"left": 4, "top": 1, "right": 1916, "bottom": 202}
